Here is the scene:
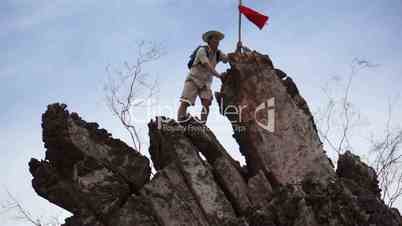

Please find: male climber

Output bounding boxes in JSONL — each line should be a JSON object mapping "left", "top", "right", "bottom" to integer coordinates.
{"left": 177, "top": 30, "right": 229, "bottom": 124}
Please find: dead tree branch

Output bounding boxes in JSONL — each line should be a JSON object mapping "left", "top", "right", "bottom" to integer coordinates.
{"left": 315, "top": 58, "right": 378, "bottom": 154}
{"left": 104, "top": 41, "right": 162, "bottom": 153}
{"left": 1, "top": 189, "right": 61, "bottom": 226}
{"left": 369, "top": 98, "right": 402, "bottom": 207}
{"left": 314, "top": 58, "right": 402, "bottom": 207}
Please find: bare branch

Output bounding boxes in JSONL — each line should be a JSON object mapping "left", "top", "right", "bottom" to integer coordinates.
{"left": 103, "top": 41, "right": 163, "bottom": 153}
{"left": 1, "top": 189, "right": 60, "bottom": 226}
{"left": 315, "top": 58, "right": 376, "bottom": 154}
{"left": 314, "top": 58, "right": 402, "bottom": 207}
{"left": 368, "top": 96, "right": 402, "bottom": 207}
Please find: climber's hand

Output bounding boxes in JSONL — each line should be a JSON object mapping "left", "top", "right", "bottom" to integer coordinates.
{"left": 214, "top": 73, "right": 222, "bottom": 79}
{"left": 219, "top": 72, "right": 227, "bottom": 81}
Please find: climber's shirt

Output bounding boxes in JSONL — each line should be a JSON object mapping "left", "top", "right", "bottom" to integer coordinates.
{"left": 186, "top": 47, "right": 228, "bottom": 89}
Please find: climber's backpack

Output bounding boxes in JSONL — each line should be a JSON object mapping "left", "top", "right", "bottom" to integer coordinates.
{"left": 187, "top": 46, "right": 221, "bottom": 69}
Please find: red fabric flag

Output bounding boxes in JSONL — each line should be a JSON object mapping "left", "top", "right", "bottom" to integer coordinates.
{"left": 239, "top": 5, "right": 269, "bottom": 30}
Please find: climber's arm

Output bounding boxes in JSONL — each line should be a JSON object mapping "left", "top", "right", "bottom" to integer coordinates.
{"left": 219, "top": 51, "right": 229, "bottom": 64}
{"left": 206, "top": 63, "right": 221, "bottom": 78}
{"left": 198, "top": 48, "right": 221, "bottom": 78}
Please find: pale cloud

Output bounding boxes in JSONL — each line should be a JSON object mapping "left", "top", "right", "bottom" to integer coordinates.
{"left": 1, "top": 0, "right": 97, "bottom": 37}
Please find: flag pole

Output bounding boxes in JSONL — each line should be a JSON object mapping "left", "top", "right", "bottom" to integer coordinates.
{"left": 237, "top": 0, "right": 242, "bottom": 52}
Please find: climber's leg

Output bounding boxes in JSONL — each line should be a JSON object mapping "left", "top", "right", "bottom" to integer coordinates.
{"left": 200, "top": 87, "right": 213, "bottom": 123}
{"left": 177, "top": 101, "right": 190, "bottom": 122}
{"left": 200, "top": 99, "right": 211, "bottom": 123}
{"left": 178, "top": 80, "right": 197, "bottom": 122}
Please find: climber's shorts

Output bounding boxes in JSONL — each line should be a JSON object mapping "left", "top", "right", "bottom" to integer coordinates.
{"left": 180, "top": 79, "right": 212, "bottom": 106}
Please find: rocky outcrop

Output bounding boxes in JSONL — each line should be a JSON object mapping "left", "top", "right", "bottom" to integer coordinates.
{"left": 29, "top": 104, "right": 153, "bottom": 226}
{"left": 29, "top": 51, "right": 402, "bottom": 226}
{"left": 147, "top": 117, "right": 240, "bottom": 225}
{"left": 216, "top": 51, "right": 334, "bottom": 185}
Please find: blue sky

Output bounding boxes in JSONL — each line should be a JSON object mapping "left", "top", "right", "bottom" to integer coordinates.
{"left": 1, "top": 0, "right": 401, "bottom": 225}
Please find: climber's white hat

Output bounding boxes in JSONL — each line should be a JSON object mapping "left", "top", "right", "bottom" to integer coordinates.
{"left": 202, "top": 30, "right": 225, "bottom": 42}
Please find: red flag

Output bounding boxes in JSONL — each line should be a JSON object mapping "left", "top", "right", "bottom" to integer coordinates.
{"left": 239, "top": 5, "right": 269, "bottom": 30}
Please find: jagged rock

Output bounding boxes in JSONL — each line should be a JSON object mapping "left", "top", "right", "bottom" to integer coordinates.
{"left": 337, "top": 151, "right": 402, "bottom": 226}
{"left": 29, "top": 103, "right": 153, "bottom": 226}
{"left": 141, "top": 163, "right": 210, "bottom": 226}
{"left": 108, "top": 194, "right": 159, "bottom": 226}
{"left": 337, "top": 151, "right": 381, "bottom": 197}
{"left": 63, "top": 214, "right": 104, "bottom": 226}
{"left": 247, "top": 170, "right": 273, "bottom": 210}
{"left": 217, "top": 51, "right": 334, "bottom": 185}
{"left": 40, "top": 104, "right": 151, "bottom": 190}
{"left": 29, "top": 51, "right": 402, "bottom": 226}
{"left": 148, "top": 117, "right": 238, "bottom": 225}
{"left": 212, "top": 156, "right": 251, "bottom": 215}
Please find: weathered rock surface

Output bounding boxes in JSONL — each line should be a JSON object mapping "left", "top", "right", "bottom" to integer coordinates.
{"left": 148, "top": 118, "right": 239, "bottom": 225}
{"left": 217, "top": 51, "right": 334, "bottom": 185}
{"left": 30, "top": 104, "right": 153, "bottom": 226}
{"left": 29, "top": 51, "right": 402, "bottom": 226}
